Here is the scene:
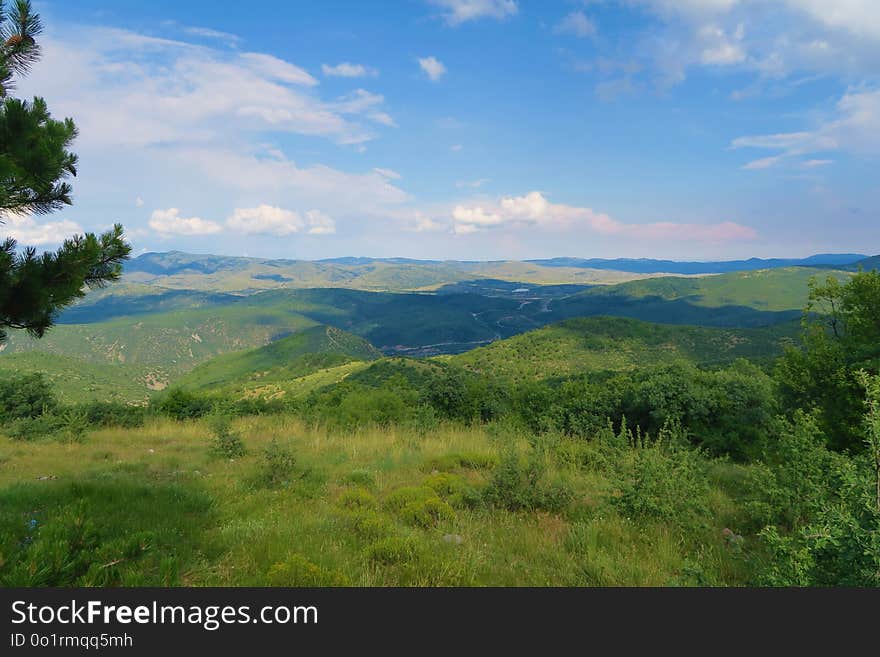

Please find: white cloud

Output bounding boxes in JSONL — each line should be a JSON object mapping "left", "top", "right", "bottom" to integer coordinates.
{"left": 742, "top": 155, "right": 784, "bottom": 169}
{"left": 418, "top": 56, "right": 447, "bottom": 81}
{"left": 698, "top": 24, "right": 746, "bottom": 64}
{"left": 226, "top": 205, "right": 336, "bottom": 236}
{"left": 583, "top": 0, "right": 880, "bottom": 100}
{"left": 18, "top": 27, "right": 388, "bottom": 149}
{"left": 238, "top": 52, "right": 317, "bottom": 86}
{"left": 456, "top": 178, "right": 489, "bottom": 188}
{"left": 555, "top": 11, "right": 597, "bottom": 39}
{"left": 182, "top": 26, "right": 241, "bottom": 45}
{"left": 135, "top": 196, "right": 144, "bottom": 207}
{"left": 306, "top": 210, "right": 336, "bottom": 235}
{"left": 732, "top": 88, "right": 880, "bottom": 166}
{"left": 2, "top": 215, "right": 83, "bottom": 245}
{"left": 149, "top": 208, "right": 222, "bottom": 236}
{"left": 803, "top": 159, "right": 833, "bottom": 167}
{"left": 374, "top": 168, "right": 402, "bottom": 179}
{"left": 428, "top": 0, "right": 518, "bottom": 25}
{"left": 450, "top": 143, "right": 463, "bottom": 152}
{"left": 451, "top": 191, "right": 757, "bottom": 242}
{"left": 322, "top": 62, "right": 377, "bottom": 78}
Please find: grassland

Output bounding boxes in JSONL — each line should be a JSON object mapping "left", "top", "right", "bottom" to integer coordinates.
{"left": 0, "top": 415, "right": 752, "bottom": 586}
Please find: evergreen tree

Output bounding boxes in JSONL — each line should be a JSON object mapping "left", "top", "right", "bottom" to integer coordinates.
{"left": 0, "top": 0, "right": 130, "bottom": 343}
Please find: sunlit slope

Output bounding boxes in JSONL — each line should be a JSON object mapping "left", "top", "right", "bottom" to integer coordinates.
{"left": 2, "top": 304, "right": 321, "bottom": 386}
{"left": 544, "top": 267, "right": 850, "bottom": 327}
{"left": 450, "top": 316, "right": 799, "bottom": 381}
{"left": 0, "top": 352, "right": 150, "bottom": 403}
{"left": 176, "top": 325, "right": 381, "bottom": 392}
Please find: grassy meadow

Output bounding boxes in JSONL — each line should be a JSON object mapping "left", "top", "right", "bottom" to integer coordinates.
{"left": 0, "top": 414, "right": 757, "bottom": 587}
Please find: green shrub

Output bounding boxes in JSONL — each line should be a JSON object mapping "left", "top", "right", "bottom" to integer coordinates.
{"left": 383, "top": 485, "right": 455, "bottom": 527}
{"left": 337, "top": 487, "right": 377, "bottom": 511}
{"left": 5, "top": 413, "right": 66, "bottom": 441}
{"left": 209, "top": 415, "right": 246, "bottom": 459}
{"left": 343, "top": 469, "right": 376, "bottom": 489}
{"left": 257, "top": 439, "right": 296, "bottom": 488}
{"left": 266, "top": 553, "right": 349, "bottom": 586}
{"left": 423, "top": 472, "right": 481, "bottom": 509}
{"left": 152, "top": 388, "right": 213, "bottom": 421}
{"left": 0, "top": 373, "right": 57, "bottom": 422}
{"left": 365, "top": 536, "right": 420, "bottom": 565}
{"left": 348, "top": 510, "right": 395, "bottom": 540}
{"left": 420, "top": 452, "right": 497, "bottom": 473}
{"left": 398, "top": 497, "right": 456, "bottom": 528}
{"left": 483, "top": 450, "right": 573, "bottom": 513}
{"left": 613, "top": 442, "right": 711, "bottom": 526}
{"left": 384, "top": 486, "right": 437, "bottom": 512}
{"left": 80, "top": 401, "right": 145, "bottom": 428}
{"left": 58, "top": 408, "right": 90, "bottom": 444}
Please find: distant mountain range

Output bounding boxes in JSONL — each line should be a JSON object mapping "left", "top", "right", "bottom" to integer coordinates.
{"left": 525, "top": 254, "right": 869, "bottom": 274}
{"left": 125, "top": 251, "right": 872, "bottom": 280}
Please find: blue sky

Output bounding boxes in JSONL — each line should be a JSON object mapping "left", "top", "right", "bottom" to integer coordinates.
{"left": 7, "top": 0, "right": 880, "bottom": 260}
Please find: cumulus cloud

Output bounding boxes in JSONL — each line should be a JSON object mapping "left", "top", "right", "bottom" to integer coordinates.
{"left": 418, "top": 56, "right": 447, "bottom": 81}
{"left": 555, "top": 11, "right": 597, "bottom": 39}
{"left": 428, "top": 0, "right": 518, "bottom": 25}
{"left": 2, "top": 215, "right": 83, "bottom": 245}
{"left": 450, "top": 191, "right": 757, "bottom": 242}
{"left": 226, "top": 205, "right": 336, "bottom": 236}
{"left": 322, "top": 62, "right": 377, "bottom": 77}
{"left": 149, "top": 208, "right": 222, "bottom": 236}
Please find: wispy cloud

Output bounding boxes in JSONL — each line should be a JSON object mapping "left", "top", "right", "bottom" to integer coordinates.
{"left": 732, "top": 89, "right": 880, "bottom": 168}
{"left": 555, "top": 11, "right": 597, "bottom": 39}
{"left": 428, "top": 0, "right": 518, "bottom": 26}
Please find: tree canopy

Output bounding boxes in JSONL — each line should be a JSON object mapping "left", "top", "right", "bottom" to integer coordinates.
{"left": 0, "top": 0, "right": 130, "bottom": 343}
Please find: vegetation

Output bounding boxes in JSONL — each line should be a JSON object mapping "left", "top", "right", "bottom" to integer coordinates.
{"left": 0, "top": 221, "right": 877, "bottom": 586}
{"left": 0, "top": 0, "right": 130, "bottom": 344}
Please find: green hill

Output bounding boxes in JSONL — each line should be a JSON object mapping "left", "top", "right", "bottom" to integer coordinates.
{"left": 176, "top": 325, "right": 381, "bottom": 392}
{"left": 545, "top": 267, "right": 849, "bottom": 327}
{"left": 0, "top": 352, "right": 151, "bottom": 403}
{"left": 1, "top": 304, "right": 320, "bottom": 389}
{"left": 450, "top": 316, "right": 799, "bottom": 381}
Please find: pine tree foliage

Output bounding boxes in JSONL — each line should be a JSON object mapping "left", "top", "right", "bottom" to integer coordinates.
{"left": 0, "top": 0, "right": 130, "bottom": 342}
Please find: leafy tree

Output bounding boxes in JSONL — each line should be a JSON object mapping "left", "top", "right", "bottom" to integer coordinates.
{"left": 0, "top": 0, "right": 130, "bottom": 343}
{"left": 0, "top": 370, "right": 55, "bottom": 420}
{"left": 776, "top": 270, "right": 880, "bottom": 450}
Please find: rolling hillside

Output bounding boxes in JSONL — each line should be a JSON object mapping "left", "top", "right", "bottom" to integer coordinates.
{"left": 451, "top": 316, "right": 799, "bottom": 381}
{"left": 0, "top": 352, "right": 150, "bottom": 404}
{"left": 121, "top": 251, "right": 651, "bottom": 294}
{"left": 542, "top": 267, "right": 850, "bottom": 327}
{"left": 176, "top": 325, "right": 381, "bottom": 392}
